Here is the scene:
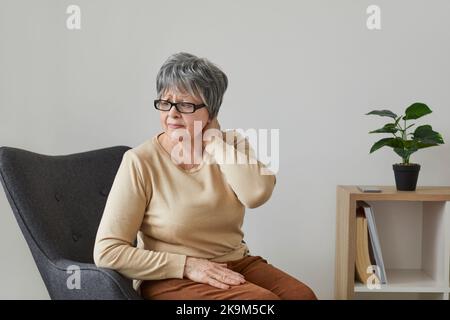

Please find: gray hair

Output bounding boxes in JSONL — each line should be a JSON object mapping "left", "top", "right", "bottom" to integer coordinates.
{"left": 156, "top": 52, "right": 228, "bottom": 119}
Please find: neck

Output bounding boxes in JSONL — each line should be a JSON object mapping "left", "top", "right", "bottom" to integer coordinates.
{"left": 161, "top": 132, "right": 204, "bottom": 165}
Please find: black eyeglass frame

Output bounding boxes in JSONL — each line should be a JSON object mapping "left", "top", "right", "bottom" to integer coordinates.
{"left": 154, "top": 99, "right": 207, "bottom": 114}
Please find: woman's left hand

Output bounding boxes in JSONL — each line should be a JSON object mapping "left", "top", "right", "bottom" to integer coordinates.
{"left": 202, "top": 117, "right": 222, "bottom": 150}
{"left": 203, "top": 117, "right": 221, "bottom": 132}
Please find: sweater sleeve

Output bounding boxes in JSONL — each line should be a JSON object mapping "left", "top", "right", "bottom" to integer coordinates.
{"left": 93, "top": 150, "right": 187, "bottom": 280}
{"left": 205, "top": 130, "right": 277, "bottom": 209}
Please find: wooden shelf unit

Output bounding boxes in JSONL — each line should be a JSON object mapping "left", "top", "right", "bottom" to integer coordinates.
{"left": 335, "top": 185, "right": 450, "bottom": 300}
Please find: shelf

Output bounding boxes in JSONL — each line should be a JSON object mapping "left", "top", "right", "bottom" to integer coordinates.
{"left": 354, "top": 269, "right": 449, "bottom": 293}
{"left": 340, "top": 185, "right": 450, "bottom": 201}
{"left": 335, "top": 185, "right": 450, "bottom": 300}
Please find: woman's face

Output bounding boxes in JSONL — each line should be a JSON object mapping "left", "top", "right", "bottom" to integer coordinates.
{"left": 159, "top": 90, "right": 210, "bottom": 142}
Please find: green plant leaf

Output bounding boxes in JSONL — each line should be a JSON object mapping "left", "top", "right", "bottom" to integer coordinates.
{"left": 366, "top": 110, "right": 398, "bottom": 119}
{"left": 394, "top": 147, "right": 418, "bottom": 160}
{"left": 369, "top": 123, "right": 399, "bottom": 134}
{"left": 416, "top": 142, "right": 439, "bottom": 150}
{"left": 403, "top": 103, "right": 432, "bottom": 120}
{"left": 413, "top": 125, "right": 445, "bottom": 144}
{"left": 369, "top": 137, "right": 403, "bottom": 153}
{"left": 418, "top": 135, "right": 444, "bottom": 144}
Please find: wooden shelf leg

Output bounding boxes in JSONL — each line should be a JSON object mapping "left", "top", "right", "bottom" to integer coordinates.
{"left": 335, "top": 187, "right": 356, "bottom": 299}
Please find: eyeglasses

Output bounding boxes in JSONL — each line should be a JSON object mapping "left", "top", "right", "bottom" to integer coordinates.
{"left": 154, "top": 99, "right": 207, "bottom": 114}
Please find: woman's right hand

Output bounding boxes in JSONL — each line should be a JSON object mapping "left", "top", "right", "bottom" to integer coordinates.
{"left": 183, "top": 257, "right": 246, "bottom": 289}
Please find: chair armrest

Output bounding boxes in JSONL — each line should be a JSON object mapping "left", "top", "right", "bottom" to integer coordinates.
{"left": 45, "top": 258, "right": 143, "bottom": 300}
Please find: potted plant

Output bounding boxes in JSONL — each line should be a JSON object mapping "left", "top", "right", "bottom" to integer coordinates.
{"left": 366, "top": 102, "right": 445, "bottom": 191}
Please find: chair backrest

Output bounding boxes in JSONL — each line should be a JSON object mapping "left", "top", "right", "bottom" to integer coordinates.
{"left": 0, "top": 146, "right": 131, "bottom": 264}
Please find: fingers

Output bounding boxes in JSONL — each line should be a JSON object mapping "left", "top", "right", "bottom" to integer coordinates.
{"left": 204, "top": 117, "right": 220, "bottom": 132}
{"left": 185, "top": 257, "right": 246, "bottom": 290}
{"left": 221, "top": 269, "right": 246, "bottom": 283}
{"left": 206, "top": 267, "right": 246, "bottom": 287}
{"left": 214, "top": 262, "right": 245, "bottom": 280}
{"left": 213, "top": 270, "right": 244, "bottom": 286}
{"left": 216, "top": 264, "right": 245, "bottom": 280}
{"left": 207, "top": 277, "right": 229, "bottom": 290}
{"left": 212, "top": 118, "right": 221, "bottom": 130}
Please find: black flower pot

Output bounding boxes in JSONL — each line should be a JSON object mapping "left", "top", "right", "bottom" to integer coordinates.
{"left": 393, "top": 163, "right": 421, "bottom": 191}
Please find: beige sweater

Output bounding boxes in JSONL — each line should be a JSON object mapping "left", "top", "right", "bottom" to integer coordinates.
{"left": 93, "top": 130, "right": 276, "bottom": 292}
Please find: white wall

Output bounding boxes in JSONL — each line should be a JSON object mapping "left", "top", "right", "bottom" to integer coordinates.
{"left": 1, "top": 0, "right": 449, "bottom": 299}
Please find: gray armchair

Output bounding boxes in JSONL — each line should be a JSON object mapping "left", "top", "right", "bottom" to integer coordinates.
{"left": 0, "top": 146, "right": 143, "bottom": 300}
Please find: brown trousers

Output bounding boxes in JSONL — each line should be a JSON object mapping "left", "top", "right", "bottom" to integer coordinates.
{"left": 141, "top": 255, "right": 317, "bottom": 300}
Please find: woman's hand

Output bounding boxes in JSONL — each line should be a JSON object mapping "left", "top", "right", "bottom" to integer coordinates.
{"left": 183, "top": 256, "right": 246, "bottom": 289}
{"left": 202, "top": 117, "right": 222, "bottom": 151}
{"left": 204, "top": 117, "right": 221, "bottom": 132}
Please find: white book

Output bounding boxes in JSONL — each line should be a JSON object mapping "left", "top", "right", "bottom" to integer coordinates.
{"left": 358, "top": 201, "right": 387, "bottom": 284}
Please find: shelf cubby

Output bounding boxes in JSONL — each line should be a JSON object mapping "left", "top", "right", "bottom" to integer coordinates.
{"left": 335, "top": 186, "right": 450, "bottom": 300}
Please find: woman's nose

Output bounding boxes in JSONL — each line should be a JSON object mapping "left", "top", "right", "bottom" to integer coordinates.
{"left": 168, "top": 104, "right": 181, "bottom": 117}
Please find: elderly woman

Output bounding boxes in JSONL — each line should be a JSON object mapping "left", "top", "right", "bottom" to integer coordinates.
{"left": 93, "top": 52, "right": 316, "bottom": 300}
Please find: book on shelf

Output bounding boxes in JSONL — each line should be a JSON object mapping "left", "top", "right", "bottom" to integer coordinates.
{"left": 355, "top": 201, "right": 387, "bottom": 285}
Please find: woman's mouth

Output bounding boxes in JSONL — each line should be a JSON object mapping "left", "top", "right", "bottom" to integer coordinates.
{"left": 168, "top": 124, "right": 185, "bottom": 129}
